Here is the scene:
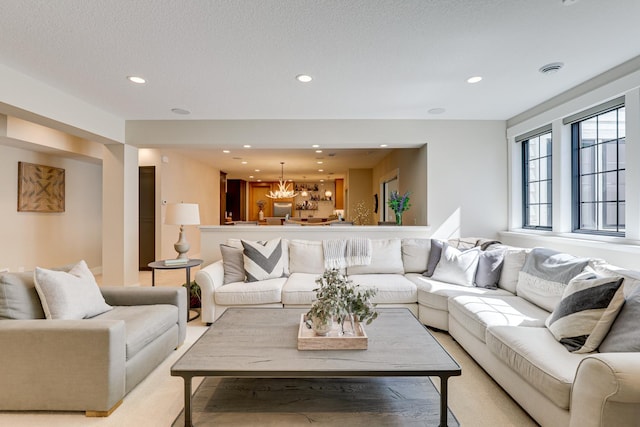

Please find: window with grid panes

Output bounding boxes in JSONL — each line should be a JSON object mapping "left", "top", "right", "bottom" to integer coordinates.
{"left": 522, "top": 130, "right": 552, "bottom": 229}
{"left": 571, "top": 104, "right": 625, "bottom": 235}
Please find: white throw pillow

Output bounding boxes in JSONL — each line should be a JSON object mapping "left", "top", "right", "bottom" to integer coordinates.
{"left": 431, "top": 243, "right": 481, "bottom": 287}
{"left": 401, "top": 238, "right": 431, "bottom": 273}
{"left": 34, "top": 260, "right": 112, "bottom": 319}
{"left": 497, "top": 248, "right": 529, "bottom": 293}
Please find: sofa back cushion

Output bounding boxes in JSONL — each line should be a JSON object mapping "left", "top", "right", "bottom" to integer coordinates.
{"left": 289, "top": 239, "right": 325, "bottom": 274}
{"left": 516, "top": 248, "right": 590, "bottom": 312}
{"left": 401, "top": 238, "right": 431, "bottom": 273}
{"left": 347, "top": 238, "right": 404, "bottom": 275}
{"left": 220, "top": 244, "right": 245, "bottom": 284}
{"left": 0, "top": 271, "right": 45, "bottom": 319}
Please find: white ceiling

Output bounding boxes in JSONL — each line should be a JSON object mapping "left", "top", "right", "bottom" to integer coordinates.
{"left": 1, "top": 0, "right": 640, "bottom": 179}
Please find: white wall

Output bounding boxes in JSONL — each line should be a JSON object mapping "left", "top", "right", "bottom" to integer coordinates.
{"left": 0, "top": 144, "right": 102, "bottom": 272}
{"left": 139, "top": 149, "right": 220, "bottom": 261}
{"left": 505, "top": 55, "right": 640, "bottom": 267}
{"left": 426, "top": 121, "right": 507, "bottom": 240}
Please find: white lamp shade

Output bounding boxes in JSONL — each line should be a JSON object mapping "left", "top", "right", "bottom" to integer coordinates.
{"left": 165, "top": 203, "right": 200, "bottom": 225}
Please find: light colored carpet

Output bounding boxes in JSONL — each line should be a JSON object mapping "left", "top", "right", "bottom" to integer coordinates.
{"left": 172, "top": 377, "right": 459, "bottom": 426}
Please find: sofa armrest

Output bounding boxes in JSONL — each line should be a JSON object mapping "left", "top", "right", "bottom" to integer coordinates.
{"left": 100, "top": 286, "right": 187, "bottom": 344}
{"left": 570, "top": 353, "right": 640, "bottom": 427}
{"left": 195, "top": 260, "right": 225, "bottom": 324}
{"left": 0, "top": 319, "right": 126, "bottom": 412}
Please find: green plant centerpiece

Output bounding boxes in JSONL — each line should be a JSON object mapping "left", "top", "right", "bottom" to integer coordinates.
{"left": 306, "top": 269, "right": 378, "bottom": 336}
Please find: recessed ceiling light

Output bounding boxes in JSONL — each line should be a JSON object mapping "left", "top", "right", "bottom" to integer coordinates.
{"left": 320, "top": 179, "right": 325, "bottom": 182}
{"left": 249, "top": 175, "right": 254, "bottom": 178}
{"left": 171, "top": 108, "right": 190, "bottom": 115}
{"left": 243, "top": 145, "right": 251, "bottom": 148}
{"left": 380, "top": 144, "right": 388, "bottom": 148}
{"left": 257, "top": 179, "right": 262, "bottom": 182}
{"left": 539, "top": 62, "right": 564, "bottom": 74}
{"left": 428, "top": 108, "right": 446, "bottom": 115}
{"left": 296, "top": 74, "right": 313, "bottom": 83}
{"left": 318, "top": 169, "right": 324, "bottom": 172}
{"left": 127, "top": 76, "right": 146, "bottom": 84}
{"left": 254, "top": 169, "right": 260, "bottom": 172}
{"left": 223, "top": 150, "right": 230, "bottom": 154}
{"left": 317, "top": 161, "right": 323, "bottom": 164}
{"left": 241, "top": 161, "right": 247, "bottom": 164}
{"left": 312, "top": 145, "right": 320, "bottom": 148}
{"left": 467, "top": 76, "right": 483, "bottom": 84}
{"left": 315, "top": 150, "right": 322, "bottom": 153}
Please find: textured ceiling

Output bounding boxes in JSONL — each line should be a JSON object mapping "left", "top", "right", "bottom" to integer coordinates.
{"left": 1, "top": 1, "right": 640, "bottom": 180}
{"left": 1, "top": 0, "right": 639, "bottom": 122}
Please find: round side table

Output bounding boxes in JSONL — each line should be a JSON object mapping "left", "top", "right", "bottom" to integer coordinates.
{"left": 147, "top": 259, "right": 203, "bottom": 322}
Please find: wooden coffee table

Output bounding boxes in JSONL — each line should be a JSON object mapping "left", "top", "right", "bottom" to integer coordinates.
{"left": 171, "top": 308, "right": 461, "bottom": 427}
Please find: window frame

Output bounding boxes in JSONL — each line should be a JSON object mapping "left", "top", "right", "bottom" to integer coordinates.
{"left": 570, "top": 103, "right": 626, "bottom": 237}
{"left": 520, "top": 126, "right": 553, "bottom": 230}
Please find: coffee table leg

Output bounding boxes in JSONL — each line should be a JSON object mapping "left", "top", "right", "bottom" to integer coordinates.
{"left": 183, "top": 376, "right": 192, "bottom": 427}
{"left": 439, "top": 375, "right": 449, "bottom": 427}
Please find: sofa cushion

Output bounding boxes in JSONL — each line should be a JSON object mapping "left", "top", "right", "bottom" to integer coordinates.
{"left": 282, "top": 273, "right": 320, "bottom": 305}
{"left": 220, "top": 244, "right": 245, "bottom": 284}
{"left": 401, "top": 238, "right": 431, "bottom": 273}
{"left": 91, "top": 304, "right": 178, "bottom": 360}
{"left": 0, "top": 271, "right": 45, "bottom": 319}
{"left": 347, "top": 239, "right": 404, "bottom": 275}
{"left": 448, "top": 295, "right": 549, "bottom": 343}
{"left": 289, "top": 240, "right": 325, "bottom": 274}
{"left": 516, "top": 248, "right": 590, "bottom": 312}
{"left": 595, "top": 264, "right": 640, "bottom": 296}
{"left": 214, "top": 277, "right": 286, "bottom": 306}
{"left": 546, "top": 273, "right": 625, "bottom": 353}
{"left": 431, "top": 244, "right": 481, "bottom": 287}
{"left": 242, "top": 238, "right": 286, "bottom": 282}
{"left": 347, "top": 274, "right": 416, "bottom": 304}
{"left": 486, "top": 325, "right": 590, "bottom": 410}
{"left": 474, "top": 248, "right": 505, "bottom": 289}
{"left": 34, "top": 260, "right": 112, "bottom": 319}
{"left": 497, "top": 247, "right": 529, "bottom": 293}
{"left": 407, "top": 274, "right": 513, "bottom": 312}
{"left": 599, "top": 284, "right": 640, "bottom": 352}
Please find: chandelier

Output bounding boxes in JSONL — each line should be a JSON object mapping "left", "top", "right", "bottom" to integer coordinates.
{"left": 265, "top": 162, "right": 298, "bottom": 199}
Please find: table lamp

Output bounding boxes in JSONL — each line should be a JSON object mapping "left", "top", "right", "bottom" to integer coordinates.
{"left": 165, "top": 203, "right": 200, "bottom": 259}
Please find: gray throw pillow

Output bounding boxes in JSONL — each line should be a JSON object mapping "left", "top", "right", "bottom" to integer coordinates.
{"left": 0, "top": 271, "right": 46, "bottom": 319}
{"left": 474, "top": 248, "right": 505, "bottom": 289}
{"left": 220, "top": 244, "right": 245, "bottom": 284}
{"left": 423, "top": 239, "right": 443, "bottom": 278}
{"left": 599, "top": 284, "right": 640, "bottom": 352}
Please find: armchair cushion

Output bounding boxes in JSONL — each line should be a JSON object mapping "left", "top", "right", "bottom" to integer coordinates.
{"left": 92, "top": 305, "right": 178, "bottom": 359}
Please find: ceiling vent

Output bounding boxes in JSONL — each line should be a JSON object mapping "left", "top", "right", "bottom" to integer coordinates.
{"left": 539, "top": 62, "right": 564, "bottom": 74}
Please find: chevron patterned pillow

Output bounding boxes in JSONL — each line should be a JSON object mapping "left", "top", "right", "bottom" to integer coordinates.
{"left": 545, "top": 272, "right": 625, "bottom": 353}
{"left": 241, "top": 238, "right": 285, "bottom": 282}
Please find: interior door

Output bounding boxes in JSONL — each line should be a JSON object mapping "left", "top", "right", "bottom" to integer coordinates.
{"left": 138, "top": 166, "right": 156, "bottom": 269}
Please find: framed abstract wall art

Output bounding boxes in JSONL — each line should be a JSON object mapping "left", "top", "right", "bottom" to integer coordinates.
{"left": 17, "top": 162, "right": 65, "bottom": 212}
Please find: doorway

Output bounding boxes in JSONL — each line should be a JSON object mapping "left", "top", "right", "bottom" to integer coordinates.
{"left": 139, "top": 166, "right": 156, "bottom": 270}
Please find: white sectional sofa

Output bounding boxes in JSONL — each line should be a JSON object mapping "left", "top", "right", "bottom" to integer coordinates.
{"left": 195, "top": 236, "right": 640, "bottom": 427}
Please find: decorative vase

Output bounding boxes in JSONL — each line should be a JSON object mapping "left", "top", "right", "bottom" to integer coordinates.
{"left": 395, "top": 212, "right": 403, "bottom": 225}
{"left": 311, "top": 316, "right": 333, "bottom": 336}
{"left": 258, "top": 209, "right": 264, "bottom": 221}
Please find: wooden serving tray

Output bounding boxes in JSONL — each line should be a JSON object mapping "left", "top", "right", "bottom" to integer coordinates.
{"left": 297, "top": 314, "right": 368, "bottom": 350}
